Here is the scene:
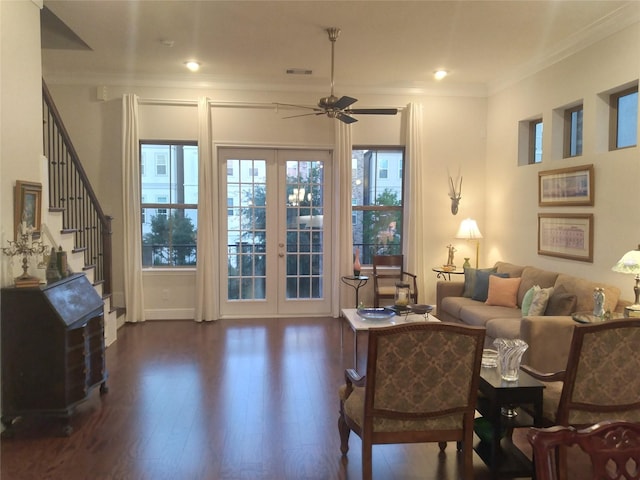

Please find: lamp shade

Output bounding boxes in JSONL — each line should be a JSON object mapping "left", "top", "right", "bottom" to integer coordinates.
{"left": 612, "top": 245, "right": 640, "bottom": 274}
{"left": 455, "top": 218, "right": 483, "bottom": 240}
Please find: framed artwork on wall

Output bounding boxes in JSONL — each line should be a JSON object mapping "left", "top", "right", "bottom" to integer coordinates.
{"left": 538, "top": 164, "right": 594, "bottom": 207}
{"left": 14, "top": 180, "right": 42, "bottom": 239}
{"left": 538, "top": 213, "right": 593, "bottom": 262}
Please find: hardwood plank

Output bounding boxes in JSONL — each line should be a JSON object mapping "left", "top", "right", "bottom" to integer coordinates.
{"left": 2, "top": 317, "right": 535, "bottom": 479}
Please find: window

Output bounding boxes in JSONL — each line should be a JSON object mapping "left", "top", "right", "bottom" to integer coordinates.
{"left": 140, "top": 142, "right": 198, "bottom": 267}
{"left": 529, "top": 119, "right": 543, "bottom": 164}
{"left": 352, "top": 147, "right": 404, "bottom": 264}
{"left": 564, "top": 105, "right": 583, "bottom": 158}
{"left": 610, "top": 86, "right": 638, "bottom": 150}
{"left": 155, "top": 154, "right": 168, "bottom": 176}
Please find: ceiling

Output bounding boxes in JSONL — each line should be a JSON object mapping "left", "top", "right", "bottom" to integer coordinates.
{"left": 41, "top": 1, "right": 639, "bottom": 96}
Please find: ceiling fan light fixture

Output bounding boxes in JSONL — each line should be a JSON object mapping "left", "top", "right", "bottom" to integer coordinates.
{"left": 185, "top": 61, "right": 200, "bottom": 72}
{"left": 434, "top": 69, "right": 448, "bottom": 80}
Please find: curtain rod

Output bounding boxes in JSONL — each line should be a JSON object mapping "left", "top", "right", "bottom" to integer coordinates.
{"left": 137, "top": 98, "right": 405, "bottom": 110}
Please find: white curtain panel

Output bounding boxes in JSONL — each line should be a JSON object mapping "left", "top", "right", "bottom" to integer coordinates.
{"left": 332, "top": 120, "right": 354, "bottom": 316}
{"left": 404, "top": 103, "right": 428, "bottom": 302}
{"left": 194, "top": 98, "right": 219, "bottom": 322}
{"left": 121, "top": 94, "right": 145, "bottom": 323}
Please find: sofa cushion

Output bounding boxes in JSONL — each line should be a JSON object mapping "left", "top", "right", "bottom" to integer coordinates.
{"left": 545, "top": 284, "right": 578, "bottom": 316}
{"left": 463, "top": 267, "right": 496, "bottom": 298}
{"left": 528, "top": 286, "right": 554, "bottom": 315}
{"left": 458, "top": 303, "right": 522, "bottom": 327}
{"left": 554, "top": 273, "right": 620, "bottom": 313}
{"left": 495, "top": 261, "right": 525, "bottom": 278}
{"left": 517, "top": 266, "right": 559, "bottom": 307}
{"left": 472, "top": 271, "right": 509, "bottom": 302}
{"left": 440, "top": 296, "right": 480, "bottom": 319}
{"left": 485, "top": 275, "right": 521, "bottom": 308}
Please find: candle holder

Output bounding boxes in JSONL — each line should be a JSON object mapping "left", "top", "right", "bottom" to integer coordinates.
{"left": 2, "top": 223, "right": 48, "bottom": 287}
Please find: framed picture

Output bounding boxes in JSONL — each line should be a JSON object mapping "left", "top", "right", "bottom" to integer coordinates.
{"left": 14, "top": 181, "right": 42, "bottom": 238}
{"left": 538, "top": 213, "right": 593, "bottom": 262}
{"left": 538, "top": 164, "right": 594, "bottom": 207}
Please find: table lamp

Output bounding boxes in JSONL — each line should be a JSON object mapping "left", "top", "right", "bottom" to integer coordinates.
{"left": 455, "top": 218, "right": 483, "bottom": 269}
{"left": 611, "top": 245, "right": 640, "bottom": 317}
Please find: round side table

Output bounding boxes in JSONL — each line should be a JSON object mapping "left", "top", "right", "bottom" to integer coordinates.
{"left": 432, "top": 267, "right": 464, "bottom": 281}
{"left": 341, "top": 275, "right": 369, "bottom": 308}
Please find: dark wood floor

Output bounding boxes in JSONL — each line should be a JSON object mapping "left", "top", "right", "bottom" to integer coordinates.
{"left": 1, "top": 317, "right": 536, "bottom": 480}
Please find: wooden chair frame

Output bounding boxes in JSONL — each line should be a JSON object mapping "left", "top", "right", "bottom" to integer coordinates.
{"left": 338, "top": 322, "right": 485, "bottom": 479}
{"left": 372, "top": 254, "right": 418, "bottom": 307}
{"left": 528, "top": 420, "right": 640, "bottom": 480}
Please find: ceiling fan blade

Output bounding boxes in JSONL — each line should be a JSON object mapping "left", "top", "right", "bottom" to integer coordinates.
{"left": 337, "top": 112, "right": 358, "bottom": 124}
{"left": 346, "top": 108, "right": 399, "bottom": 115}
{"left": 274, "top": 102, "right": 322, "bottom": 112}
{"left": 282, "top": 112, "right": 325, "bottom": 119}
{"left": 333, "top": 96, "right": 358, "bottom": 110}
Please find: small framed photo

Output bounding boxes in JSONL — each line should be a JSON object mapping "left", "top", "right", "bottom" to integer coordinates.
{"left": 538, "top": 213, "right": 593, "bottom": 262}
{"left": 538, "top": 164, "right": 594, "bottom": 207}
{"left": 14, "top": 180, "right": 42, "bottom": 238}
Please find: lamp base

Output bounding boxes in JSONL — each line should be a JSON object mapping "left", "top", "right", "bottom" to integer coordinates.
{"left": 624, "top": 305, "right": 640, "bottom": 318}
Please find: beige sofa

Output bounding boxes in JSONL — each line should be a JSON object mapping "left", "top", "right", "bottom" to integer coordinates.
{"left": 436, "top": 261, "right": 627, "bottom": 373}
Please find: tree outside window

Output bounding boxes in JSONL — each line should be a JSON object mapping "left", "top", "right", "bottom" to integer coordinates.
{"left": 352, "top": 148, "right": 404, "bottom": 264}
{"left": 140, "top": 142, "right": 198, "bottom": 267}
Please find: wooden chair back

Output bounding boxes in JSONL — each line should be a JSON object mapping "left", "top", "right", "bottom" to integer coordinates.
{"left": 372, "top": 254, "right": 418, "bottom": 307}
{"left": 528, "top": 420, "right": 640, "bottom": 480}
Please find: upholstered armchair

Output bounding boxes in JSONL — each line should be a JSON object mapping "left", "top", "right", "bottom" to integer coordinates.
{"left": 521, "top": 318, "right": 640, "bottom": 480}
{"left": 372, "top": 255, "right": 418, "bottom": 307}
{"left": 528, "top": 420, "right": 640, "bottom": 480}
{"left": 338, "top": 322, "right": 485, "bottom": 480}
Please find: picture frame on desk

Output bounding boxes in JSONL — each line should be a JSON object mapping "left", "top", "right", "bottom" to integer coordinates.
{"left": 14, "top": 180, "right": 42, "bottom": 239}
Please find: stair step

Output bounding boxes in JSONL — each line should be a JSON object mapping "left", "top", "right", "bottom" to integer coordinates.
{"left": 61, "top": 228, "right": 77, "bottom": 235}
{"left": 82, "top": 264, "right": 96, "bottom": 272}
{"left": 48, "top": 207, "right": 65, "bottom": 213}
{"left": 72, "top": 246, "right": 87, "bottom": 254}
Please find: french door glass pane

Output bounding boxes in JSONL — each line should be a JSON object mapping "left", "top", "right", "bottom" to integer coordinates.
{"left": 226, "top": 159, "right": 266, "bottom": 301}
{"left": 285, "top": 160, "right": 324, "bottom": 300}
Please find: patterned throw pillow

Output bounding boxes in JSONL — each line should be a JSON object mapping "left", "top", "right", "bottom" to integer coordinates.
{"left": 528, "top": 286, "right": 554, "bottom": 316}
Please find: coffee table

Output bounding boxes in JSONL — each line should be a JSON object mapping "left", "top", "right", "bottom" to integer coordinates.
{"left": 474, "top": 366, "right": 545, "bottom": 479}
{"left": 340, "top": 308, "right": 439, "bottom": 372}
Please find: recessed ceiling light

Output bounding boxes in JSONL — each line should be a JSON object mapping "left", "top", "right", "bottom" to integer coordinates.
{"left": 185, "top": 61, "right": 200, "bottom": 72}
{"left": 434, "top": 70, "right": 448, "bottom": 80}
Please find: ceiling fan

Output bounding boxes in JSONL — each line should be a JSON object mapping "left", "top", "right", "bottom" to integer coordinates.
{"left": 277, "top": 28, "right": 398, "bottom": 124}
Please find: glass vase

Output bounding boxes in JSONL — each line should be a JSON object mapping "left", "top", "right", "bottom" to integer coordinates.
{"left": 494, "top": 338, "right": 528, "bottom": 382}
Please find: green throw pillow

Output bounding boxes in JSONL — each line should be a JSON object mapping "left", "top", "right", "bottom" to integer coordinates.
{"left": 521, "top": 286, "right": 537, "bottom": 315}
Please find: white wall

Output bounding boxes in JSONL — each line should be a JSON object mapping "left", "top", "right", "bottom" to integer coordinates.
{"left": 44, "top": 82, "right": 488, "bottom": 317}
{"left": 1, "top": 0, "right": 44, "bottom": 286}
{"left": 486, "top": 22, "right": 640, "bottom": 300}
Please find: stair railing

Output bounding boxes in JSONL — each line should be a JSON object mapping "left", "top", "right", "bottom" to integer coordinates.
{"left": 42, "top": 80, "right": 113, "bottom": 296}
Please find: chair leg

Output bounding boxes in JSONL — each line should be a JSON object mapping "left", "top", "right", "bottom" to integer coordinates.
{"left": 338, "top": 405, "right": 350, "bottom": 454}
{"left": 438, "top": 441, "right": 447, "bottom": 451}
{"left": 362, "top": 439, "right": 373, "bottom": 480}
{"left": 462, "top": 430, "right": 473, "bottom": 480}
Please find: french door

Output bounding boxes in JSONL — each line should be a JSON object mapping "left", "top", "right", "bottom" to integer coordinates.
{"left": 218, "top": 148, "right": 333, "bottom": 317}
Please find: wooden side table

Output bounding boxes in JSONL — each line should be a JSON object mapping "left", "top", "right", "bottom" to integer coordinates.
{"left": 340, "top": 275, "right": 368, "bottom": 307}
{"left": 474, "top": 366, "right": 545, "bottom": 479}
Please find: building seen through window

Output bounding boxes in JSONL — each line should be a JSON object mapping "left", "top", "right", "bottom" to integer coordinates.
{"left": 352, "top": 148, "right": 404, "bottom": 264}
{"left": 140, "top": 142, "right": 198, "bottom": 267}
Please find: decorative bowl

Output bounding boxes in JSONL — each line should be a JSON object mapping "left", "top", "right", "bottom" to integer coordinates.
{"left": 408, "top": 304, "right": 433, "bottom": 315}
{"left": 356, "top": 307, "right": 396, "bottom": 321}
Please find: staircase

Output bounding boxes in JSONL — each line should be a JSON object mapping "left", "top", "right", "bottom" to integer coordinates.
{"left": 41, "top": 80, "right": 119, "bottom": 346}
